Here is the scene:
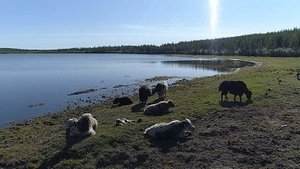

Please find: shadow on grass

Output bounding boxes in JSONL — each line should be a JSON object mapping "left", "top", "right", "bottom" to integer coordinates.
{"left": 147, "top": 137, "right": 192, "bottom": 153}
{"left": 147, "top": 99, "right": 162, "bottom": 105}
{"left": 111, "top": 103, "right": 133, "bottom": 108}
{"left": 96, "top": 151, "right": 130, "bottom": 168}
{"left": 143, "top": 110, "right": 173, "bottom": 116}
{"left": 38, "top": 136, "right": 88, "bottom": 169}
{"left": 131, "top": 102, "right": 145, "bottom": 113}
{"left": 219, "top": 100, "right": 253, "bottom": 108}
{"left": 111, "top": 104, "right": 119, "bottom": 108}
{"left": 95, "top": 150, "right": 149, "bottom": 168}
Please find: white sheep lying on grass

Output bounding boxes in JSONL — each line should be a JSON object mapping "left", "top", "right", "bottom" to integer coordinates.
{"left": 144, "top": 118, "right": 195, "bottom": 139}
{"left": 66, "top": 113, "right": 98, "bottom": 138}
{"left": 143, "top": 100, "right": 175, "bottom": 116}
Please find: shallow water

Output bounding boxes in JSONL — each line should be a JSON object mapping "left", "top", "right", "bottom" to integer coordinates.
{"left": 0, "top": 54, "right": 254, "bottom": 127}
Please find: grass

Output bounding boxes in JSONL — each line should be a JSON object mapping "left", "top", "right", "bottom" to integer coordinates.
{"left": 0, "top": 56, "right": 300, "bottom": 169}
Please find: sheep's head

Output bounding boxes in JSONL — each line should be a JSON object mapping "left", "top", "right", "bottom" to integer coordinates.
{"left": 68, "top": 118, "right": 78, "bottom": 124}
{"left": 113, "top": 98, "right": 120, "bottom": 104}
{"left": 141, "top": 85, "right": 152, "bottom": 96}
{"left": 67, "top": 118, "right": 78, "bottom": 128}
{"left": 245, "top": 90, "right": 252, "bottom": 100}
{"left": 151, "top": 88, "right": 157, "bottom": 96}
{"left": 182, "top": 118, "right": 195, "bottom": 131}
{"left": 66, "top": 118, "right": 79, "bottom": 137}
{"left": 167, "top": 100, "right": 175, "bottom": 107}
{"left": 77, "top": 113, "right": 93, "bottom": 133}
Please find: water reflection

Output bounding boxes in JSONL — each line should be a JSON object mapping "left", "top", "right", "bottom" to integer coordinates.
{"left": 161, "top": 59, "right": 255, "bottom": 72}
{"left": 0, "top": 54, "right": 255, "bottom": 127}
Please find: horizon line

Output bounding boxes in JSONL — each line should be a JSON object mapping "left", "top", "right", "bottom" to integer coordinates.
{"left": 1, "top": 27, "right": 298, "bottom": 51}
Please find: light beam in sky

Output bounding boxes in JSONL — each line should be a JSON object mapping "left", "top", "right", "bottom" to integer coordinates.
{"left": 209, "top": 0, "right": 219, "bottom": 33}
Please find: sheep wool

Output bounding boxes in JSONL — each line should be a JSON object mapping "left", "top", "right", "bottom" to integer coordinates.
{"left": 66, "top": 113, "right": 98, "bottom": 138}
{"left": 143, "top": 100, "right": 175, "bottom": 116}
{"left": 144, "top": 118, "right": 195, "bottom": 139}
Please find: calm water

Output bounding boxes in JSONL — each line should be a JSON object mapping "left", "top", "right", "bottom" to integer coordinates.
{"left": 0, "top": 54, "right": 254, "bottom": 127}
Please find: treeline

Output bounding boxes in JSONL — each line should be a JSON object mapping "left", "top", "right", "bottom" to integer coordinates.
{"left": 1, "top": 28, "right": 300, "bottom": 57}
{"left": 0, "top": 48, "right": 33, "bottom": 54}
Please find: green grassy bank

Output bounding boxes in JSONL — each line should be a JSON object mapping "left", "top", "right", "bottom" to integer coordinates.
{"left": 0, "top": 56, "right": 299, "bottom": 169}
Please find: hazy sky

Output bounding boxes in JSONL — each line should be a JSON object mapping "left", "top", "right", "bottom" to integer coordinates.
{"left": 1, "top": 0, "right": 299, "bottom": 49}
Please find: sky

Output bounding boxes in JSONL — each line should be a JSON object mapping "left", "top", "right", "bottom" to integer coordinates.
{"left": 0, "top": 0, "right": 300, "bottom": 49}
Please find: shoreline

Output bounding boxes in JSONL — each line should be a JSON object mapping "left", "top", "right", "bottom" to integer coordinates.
{"left": 3, "top": 56, "right": 259, "bottom": 128}
{"left": 1, "top": 56, "right": 300, "bottom": 168}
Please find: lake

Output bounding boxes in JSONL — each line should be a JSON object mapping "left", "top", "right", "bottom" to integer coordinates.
{"left": 0, "top": 54, "right": 254, "bottom": 127}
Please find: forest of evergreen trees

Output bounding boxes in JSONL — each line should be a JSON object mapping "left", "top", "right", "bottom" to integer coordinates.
{"left": 1, "top": 28, "right": 300, "bottom": 57}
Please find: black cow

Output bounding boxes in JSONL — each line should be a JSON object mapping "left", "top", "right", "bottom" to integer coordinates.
{"left": 139, "top": 85, "right": 151, "bottom": 105}
{"left": 219, "top": 81, "right": 252, "bottom": 102}
{"left": 113, "top": 97, "right": 133, "bottom": 106}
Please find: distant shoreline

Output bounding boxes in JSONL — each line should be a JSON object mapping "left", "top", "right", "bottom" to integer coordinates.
{"left": 1, "top": 28, "right": 300, "bottom": 57}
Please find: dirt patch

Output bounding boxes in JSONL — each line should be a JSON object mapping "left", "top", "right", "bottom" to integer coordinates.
{"left": 144, "top": 106, "right": 300, "bottom": 169}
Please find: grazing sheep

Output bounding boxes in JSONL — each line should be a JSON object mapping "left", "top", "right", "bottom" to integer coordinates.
{"left": 113, "top": 97, "right": 133, "bottom": 106}
{"left": 66, "top": 113, "right": 98, "bottom": 138}
{"left": 139, "top": 85, "right": 151, "bottom": 104}
{"left": 144, "top": 118, "right": 195, "bottom": 139}
{"left": 219, "top": 80, "right": 252, "bottom": 102}
{"left": 152, "top": 82, "right": 168, "bottom": 100}
{"left": 143, "top": 100, "right": 175, "bottom": 116}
